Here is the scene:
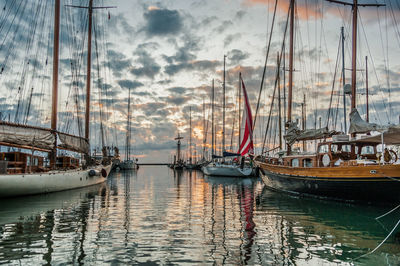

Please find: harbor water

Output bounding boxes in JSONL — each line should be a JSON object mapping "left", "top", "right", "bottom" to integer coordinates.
{"left": 0, "top": 166, "right": 399, "bottom": 265}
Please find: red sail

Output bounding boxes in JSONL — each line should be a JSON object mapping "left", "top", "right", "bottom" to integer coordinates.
{"left": 238, "top": 77, "right": 254, "bottom": 156}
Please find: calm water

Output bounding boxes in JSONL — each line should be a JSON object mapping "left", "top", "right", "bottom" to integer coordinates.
{"left": 0, "top": 166, "right": 399, "bottom": 265}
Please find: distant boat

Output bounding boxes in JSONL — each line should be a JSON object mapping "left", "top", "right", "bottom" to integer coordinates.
{"left": 0, "top": 0, "right": 114, "bottom": 197}
{"left": 202, "top": 71, "right": 255, "bottom": 177}
{"left": 119, "top": 87, "right": 138, "bottom": 170}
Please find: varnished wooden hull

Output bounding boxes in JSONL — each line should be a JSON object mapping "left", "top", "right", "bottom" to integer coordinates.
{"left": 255, "top": 161, "right": 400, "bottom": 204}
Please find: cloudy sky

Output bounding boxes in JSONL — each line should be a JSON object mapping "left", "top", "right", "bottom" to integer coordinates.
{"left": 0, "top": 0, "right": 399, "bottom": 162}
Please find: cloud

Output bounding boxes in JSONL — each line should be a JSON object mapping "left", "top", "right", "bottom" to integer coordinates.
{"left": 228, "top": 49, "right": 250, "bottom": 65}
{"left": 117, "top": 79, "right": 143, "bottom": 89}
{"left": 167, "top": 87, "right": 188, "bottom": 95}
{"left": 130, "top": 43, "right": 161, "bottom": 78}
{"left": 106, "top": 50, "right": 132, "bottom": 77}
{"left": 164, "top": 60, "right": 220, "bottom": 76}
{"left": 224, "top": 33, "right": 242, "bottom": 47}
{"left": 143, "top": 8, "right": 183, "bottom": 36}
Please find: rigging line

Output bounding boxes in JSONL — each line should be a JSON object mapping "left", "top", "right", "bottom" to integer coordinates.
{"left": 376, "top": 8, "right": 391, "bottom": 122}
{"left": 333, "top": 85, "right": 341, "bottom": 130}
{"left": 25, "top": 0, "right": 49, "bottom": 124}
{"left": 387, "top": 0, "right": 400, "bottom": 47}
{"left": 359, "top": 13, "right": 388, "bottom": 124}
{"left": 261, "top": 2, "right": 291, "bottom": 154}
{"left": 326, "top": 35, "right": 341, "bottom": 128}
{"left": 253, "top": 0, "right": 278, "bottom": 130}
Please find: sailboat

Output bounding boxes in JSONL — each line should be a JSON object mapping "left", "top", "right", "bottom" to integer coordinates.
{"left": 119, "top": 87, "right": 138, "bottom": 170}
{"left": 254, "top": 0, "right": 400, "bottom": 204}
{"left": 202, "top": 70, "right": 255, "bottom": 177}
{"left": 0, "top": 0, "right": 113, "bottom": 197}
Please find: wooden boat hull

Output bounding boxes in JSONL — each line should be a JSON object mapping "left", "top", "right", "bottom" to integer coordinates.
{"left": 256, "top": 161, "right": 400, "bottom": 204}
{"left": 0, "top": 164, "right": 112, "bottom": 198}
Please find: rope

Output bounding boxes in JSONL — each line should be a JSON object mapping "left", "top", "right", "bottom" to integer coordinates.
{"left": 353, "top": 218, "right": 400, "bottom": 261}
{"left": 376, "top": 204, "right": 400, "bottom": 220}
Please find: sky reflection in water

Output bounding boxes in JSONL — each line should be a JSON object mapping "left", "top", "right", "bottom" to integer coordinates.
{"left": 0, "top": 166, "right": 399, "bottom": 265}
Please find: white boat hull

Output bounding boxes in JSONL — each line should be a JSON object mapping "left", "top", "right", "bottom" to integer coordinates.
{"left": 202, "top": 163, "right": 253, "bottom": 177}
{"left": 0, "top": 164, "right": 112, "bottom": 198}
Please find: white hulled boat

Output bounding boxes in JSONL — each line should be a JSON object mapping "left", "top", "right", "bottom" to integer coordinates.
{"left": 0, "top": 0, "right": 114, "bottom": 197}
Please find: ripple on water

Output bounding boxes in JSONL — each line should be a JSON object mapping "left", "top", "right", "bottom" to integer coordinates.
{"left": 0, "top": 167, "right": 400, "bottom": 265}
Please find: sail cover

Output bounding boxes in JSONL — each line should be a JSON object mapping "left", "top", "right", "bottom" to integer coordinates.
{"left": 58, "top": 133, "right": 89, "bottom": 154}
{"left": 349, "top": 108, "right": 384, "bottom": 134}
{"left": 238, "top": 78, "right": 254, "bottom": 156}
{"left": 284, "top": 122, "right": 337, "bottom": 145}
{"left": 0, "top": 122, "right": 55, "bottom": 150}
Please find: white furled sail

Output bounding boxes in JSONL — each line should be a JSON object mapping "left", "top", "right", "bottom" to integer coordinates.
{"left": 0, "top": 122, "right": 55, "bottom": 150}
{"left": 58, "top": 133, "right": 89, "bottom": 154}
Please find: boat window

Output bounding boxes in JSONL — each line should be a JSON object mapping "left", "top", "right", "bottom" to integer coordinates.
{"left": 303, "top": 158, "right": 313, "bottom": 167}
{"left": 341, "top": 145, "right": 351, "bottom": 152}
{"left": 361, "top": 146, "right": 375, "bottom": 155}
{"left": 331, "top": 144, "right": 338, "bottom": 152}
{"left": 376, "top": 144, "right": 383, "bottom": 153}
{"left": 291, "top": 158, "right": 299, "bottom": 167}
{"left": 318, "top": 144, "right": 329, "bottom": 153}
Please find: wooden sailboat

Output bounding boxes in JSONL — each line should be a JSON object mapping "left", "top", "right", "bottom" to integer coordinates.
{"left": 0, "top": 0, "right": 114, "bottom": 197}
{"left": 254, "top": 0, "right": 400, "bottom": 204}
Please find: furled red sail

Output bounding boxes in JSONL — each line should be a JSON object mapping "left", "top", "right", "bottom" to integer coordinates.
{"left": 238, "top": 77, "right": 254, "bottom": 156}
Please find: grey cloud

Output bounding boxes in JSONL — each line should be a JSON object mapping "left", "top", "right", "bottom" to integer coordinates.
{"left": 228, "top": 49, "right": 249, "bottom": 65}
{"left": 164, "top": 60, "right": 220, "bottom": 76}
{"left": 143, "top": 9, "right": 183, "bottom": 36}
{"left": 117, "top": 80, "right": 143, "bottom": 89}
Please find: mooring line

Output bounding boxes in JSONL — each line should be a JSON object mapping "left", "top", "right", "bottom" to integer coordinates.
{"left": 353, "top": 218, "right": 400, "bottom": 261}
{"left": 376, "top": 204, "right": 400, "bottom": 220}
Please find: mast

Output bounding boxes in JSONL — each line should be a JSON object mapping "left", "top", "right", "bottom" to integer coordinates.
{"left": 85, "top": 0, "right": 93, "bottom": 140}
{"left": 287, "top": 0, "right": 295, "bottom": 155}
{"left": 202, "top": 97, "right": 205, "bottom": 160}
{"left": 126, "top": 87, "right": 131, "bottom": 161}
{"left": 51, "top": 0, "right": 60, "bottom": 168}
{"left": 365, "top": 56, "right": 369, "bottom": 122}
{"left": 189, "top": 106, "right": 192, "bottom": 164}
{"left": 302, "top": 94, "right": 306, "bottom": 151}
{"left": 211, "top": 79, "right": 215, "bottom": 157}
{"left": 341, "top": 26, "right": 347, "bottom": 133}
{"left": 238, "top": 72, "right": 242, "bottom": 150}
{"left": 350, "top": 0, "right": 358, "bottom": 117}
{"left": 222, "top": 55, "right": 226, "bottom": 156}
{"left": 277, "top": 52, "right": 282, "bottom": 150}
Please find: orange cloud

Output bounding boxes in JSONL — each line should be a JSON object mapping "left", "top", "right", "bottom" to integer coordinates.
{"left": 244, "top": 0, "right": 334, "bottom": 20}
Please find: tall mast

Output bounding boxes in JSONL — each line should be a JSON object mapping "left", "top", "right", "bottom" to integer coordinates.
{"left": 222, "top": 55, "right": 226, "bottom": 155}
{"left": 302, "top": 94, "right": 306, "bottom": 151}
{"left": 51, "top": 0, "right": 60, "bottom": 168}
{"left": 287, "top": 0, "right": 295, "bottom": 155}
{"left": 189, "top": 106, "right": 192, "bottom": 163}
{"left": 341, "top": 27, "right": 347, "bottom": 133}
{"left": 365, "top": 56, "right": 369, "bottom": 122}
{"left": 202, "top": 97, "right": 205, "bottom": 160}
{"left": 277, "top": 52, "right": 282, "bottom": 150}
{"left": 211, "top": 79, "right": 215, "bottom": 157}
{"left": 238, "top": 72, "right": 242, "bottom": 150}
{"left": 350, "top": 0, "right": 358, "bottom": 116}
{"left": 126, "top": 87, "right": 131, "bottom": 160}
{"left": 85, "top": 0, "right": 93, "bottom": 140}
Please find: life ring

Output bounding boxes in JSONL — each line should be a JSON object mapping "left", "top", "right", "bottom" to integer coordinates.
{"left": 321, "top": 154, "right": 331, "bottom": 167}
{"left": 389, "top": 149, "right": 398, "bottom": 163}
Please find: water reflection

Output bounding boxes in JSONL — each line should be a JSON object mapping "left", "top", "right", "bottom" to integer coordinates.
{"left": 0, "top": 167, "right": 399, "bottom": 265}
